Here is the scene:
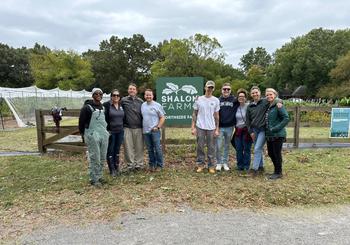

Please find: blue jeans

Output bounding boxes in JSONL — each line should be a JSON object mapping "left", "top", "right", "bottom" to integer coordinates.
{"left": 107, "top": 130, "right": 124, "bottom": 173}
{"left": 144, "top": 130, "right": 164, "bottom": 168}
{"left": 234, "top": 132, "right": 252, "bottom": 170}
{"left": 252, "top": 128, "right": 265, "bottom": 170}
{"left": 216, "top": 127, "right": 234, "bottom": 165}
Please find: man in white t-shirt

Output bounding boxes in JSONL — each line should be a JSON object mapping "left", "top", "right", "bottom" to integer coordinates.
{"left": 191, "top": 80, "right": 220, "bottom": 174}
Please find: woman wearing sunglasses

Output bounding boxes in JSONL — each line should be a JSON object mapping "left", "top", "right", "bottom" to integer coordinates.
{"left": 103, "top": 89, "right": 125, "bottom": 177}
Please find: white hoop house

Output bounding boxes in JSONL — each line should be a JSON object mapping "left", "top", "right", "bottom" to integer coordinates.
{"left": 0, "top": 86, "right": 108, "bottom": 127}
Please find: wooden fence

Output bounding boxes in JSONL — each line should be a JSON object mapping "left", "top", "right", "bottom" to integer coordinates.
{"left": 36, "top": 106, "right": 349, "bottom": 153}
{"left": 35, "top": 109, "right": 85, "bottom": 153}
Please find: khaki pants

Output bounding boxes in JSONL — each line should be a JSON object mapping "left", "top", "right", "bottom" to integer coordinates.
{"left": 124, "top": 128, "right": 144, "bottom": 169}
{"left": 196, "top": 127, "right": 217, "bottom": 168}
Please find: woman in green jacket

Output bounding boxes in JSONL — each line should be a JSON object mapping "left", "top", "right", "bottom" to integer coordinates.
{"left": 265, "top": 88, "right": 289, "bottom": 180}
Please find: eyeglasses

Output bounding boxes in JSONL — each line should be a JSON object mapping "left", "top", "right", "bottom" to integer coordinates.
{"left": 222, "top": 88, "right": 231, "bottom": 91}
{"left": 112, "top": 94, "right": 120, "bottom": 97}
{"left": 93, "top": 93, "right": 103, "bottom": 96}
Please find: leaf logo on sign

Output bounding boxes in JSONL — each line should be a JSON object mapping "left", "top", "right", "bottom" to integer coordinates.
{"left": 162, "top": 83, "right": 198, "bottom": 95}
{"left": 181, "top": 85, "right": 197, "bottom": 94}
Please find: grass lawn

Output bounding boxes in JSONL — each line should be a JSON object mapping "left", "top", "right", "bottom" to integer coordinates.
{"left": 0, "top": 126, "right": 341, "bottom": 153}
{"left": 0, "top": 127, "right": 38, "bottom": 152}
{"left": 166, "top": 127, "right": 331, "bottom": 140}
{"left": 1, "top": 146, "right": 350, "bottom": 241}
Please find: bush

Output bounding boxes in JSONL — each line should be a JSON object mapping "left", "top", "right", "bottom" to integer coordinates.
{"left": 0, "top": 99, "right": 12, "bottom": 117}
{"left": 339, "top": 97, "right": 350, "bottom": 106}
{"left": 300, "top": 111, "right": 330, "bottom": 124}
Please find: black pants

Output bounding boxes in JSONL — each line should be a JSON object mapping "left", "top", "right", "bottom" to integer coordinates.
{"left": 267, "top": 137, "right": 284, "bottom": 174}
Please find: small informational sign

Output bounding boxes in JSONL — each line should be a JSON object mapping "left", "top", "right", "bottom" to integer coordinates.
{"left": 330, "top": 108, "right": 350, "bottom": 138}
{"left": 156, "top": 77, "right": 203, "bottom": 126}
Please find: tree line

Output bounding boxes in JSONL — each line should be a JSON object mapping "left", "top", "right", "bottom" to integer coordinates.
{"left": 1, "top": 28, "right": 350, "bottom": 98}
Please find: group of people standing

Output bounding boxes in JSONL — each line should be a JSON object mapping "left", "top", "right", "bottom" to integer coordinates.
{"left": 192, "top": 81, "right": 289, "bottom": 180}
{"left": 79, "top": 83, "right": 165, "bottom": 187}
{"left": 79, "top": 80, "right": 289, "bottom": 187}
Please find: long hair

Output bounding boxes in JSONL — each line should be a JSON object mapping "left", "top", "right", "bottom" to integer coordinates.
{"left": 110, "top": 89, "right": 121, "bottom": 106}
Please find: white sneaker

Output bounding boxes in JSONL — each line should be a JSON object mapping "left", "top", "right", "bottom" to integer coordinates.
{"left": 223, "top": 164, "right": 230, "bottom": 171}
{"left": 215, "top": 164, "right": 222, "bottom": 171}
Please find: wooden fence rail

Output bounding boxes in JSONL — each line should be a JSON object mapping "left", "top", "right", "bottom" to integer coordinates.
{"left": 35, "top": 109, "right": 85, "bottom": 153}
{"left": 36, "top": 106, "right": 349, "bottom": 153}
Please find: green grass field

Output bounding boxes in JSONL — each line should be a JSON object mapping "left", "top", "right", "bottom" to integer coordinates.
{"left": 0, "top": 126, "right": 334, "bottom": 152}
{"left": 1, "top": 125, "right": 350, "bottom": 241}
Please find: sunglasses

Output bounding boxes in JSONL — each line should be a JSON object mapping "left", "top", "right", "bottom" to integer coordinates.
{"left": 207, "top": 86, "right": 214, "bottom": 89}
{"left": 93, "top": 93, "right": 103, "bottom": 96}
{"left": 222, "top": 88, "right": 231, "bottom": 91}
{"left": 112, "top": 94, "right": 120, "bottom": 97}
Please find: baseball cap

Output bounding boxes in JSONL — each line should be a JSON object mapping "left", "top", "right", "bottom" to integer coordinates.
{"left": 205, "top": 80, "right": 215, "bottom": 88}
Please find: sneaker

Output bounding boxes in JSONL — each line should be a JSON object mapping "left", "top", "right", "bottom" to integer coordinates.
{"left": 248, "top": 169, "right": 258, "bottom": 177}
{"left": 155, "top": 167, "right": 162, "bottom": 172}
{"left": 269, "top": 173, "right": 282, "bottom": 180}
{"left": 111, "top": 170, "right": 118, "bottom": 177}
{"left": 208, "top": 167, "right": 216, "bottom": 174}
{"left": 215, "top": 164, "right": 222, "bottom": 171}
{"left": 223, "top": 164, "right": 230, "bottom": 171}
{"left": 239, "top": 170, "right": 249, "bottom": 177}
{"left": 196, "top": 166, "right": 205, "bottom": 173}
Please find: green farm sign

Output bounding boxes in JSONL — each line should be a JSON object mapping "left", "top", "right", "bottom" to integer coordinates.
{"left": 156, "top": 77, "right": 203, "bottom": 126}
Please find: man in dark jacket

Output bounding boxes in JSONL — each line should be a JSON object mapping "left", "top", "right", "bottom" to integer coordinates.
{"left": 120, "top": 83, "right": 144, "bottom": 171}
{"left": 79, "top": 88, "right": 109, "bottom": 187}
{"left": 216, "top": 83, "right": 239, "bottom": 171}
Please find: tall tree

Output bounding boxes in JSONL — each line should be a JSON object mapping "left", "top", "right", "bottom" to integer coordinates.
{"left": 0, "top": 43, "right": 34, "bottom": 87}
{"left": 317, "top": 50, "right": 350, "bottom": 98}
{"left": 246, "top": 65, "right": 266, "bottom": 89}
{"left": 30, "top": 50, "right": 94, "bottom": 90}
{"left": 84, "top": 34, "right": 158, "bottom": 95}
{"left": 239, "top": 47, "right": 272, "bottom": 73}
{"left": 268, "top": 28, "right": 350, "bottom": 96}
{"left": 150, "top": 34, "right": 244, "bottom": 86}
{"left": 188, "top": 33, "right": 224, "bottom": 61}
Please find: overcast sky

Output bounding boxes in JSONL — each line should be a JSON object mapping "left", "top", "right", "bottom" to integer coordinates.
{"left": 1, "top": 0, "right": 349, "bottom": 67}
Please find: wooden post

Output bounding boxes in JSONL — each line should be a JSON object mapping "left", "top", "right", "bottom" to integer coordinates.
{"left": 161, "top": 127, "right": 166, "bottom": 152}
{"left": 35, "top": 109, "right": 46, "bottom": 153}
{"left": 293, "top": 106, "right": 300, "bottom": 148}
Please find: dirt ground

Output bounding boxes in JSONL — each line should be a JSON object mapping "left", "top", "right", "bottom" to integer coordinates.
{"left": 10, "top": 205, "right": 350, "bottom": 245}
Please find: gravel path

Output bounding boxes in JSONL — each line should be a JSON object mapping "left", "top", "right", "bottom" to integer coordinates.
{"left": 16, "top": 206, "right": 350, "bottom": 245}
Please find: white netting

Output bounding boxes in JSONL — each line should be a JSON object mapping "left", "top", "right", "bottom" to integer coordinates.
{"left": 0, "top": 86, "right": 108, "bottom": 127}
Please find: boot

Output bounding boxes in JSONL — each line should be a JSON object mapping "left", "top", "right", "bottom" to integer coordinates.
{"left": 114, "top": 155, "right": 120, "bottom": 176}
{"left": 107, "top": 157, "right": 113, "bottom": 175}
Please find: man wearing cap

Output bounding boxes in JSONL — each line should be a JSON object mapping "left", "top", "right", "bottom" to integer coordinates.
{"left": 191, "top": 80, "right": 220, "bottom": 174}
{"left": 79, "top": 88, "right": 110, "bottom": 187}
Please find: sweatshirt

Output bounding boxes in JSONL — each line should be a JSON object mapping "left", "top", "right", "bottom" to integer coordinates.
{"left": 219, "top": 95, "right": 239, "bottom": 127}
{"left": 120, "top": 95, "right": 143, "bottom": 128}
